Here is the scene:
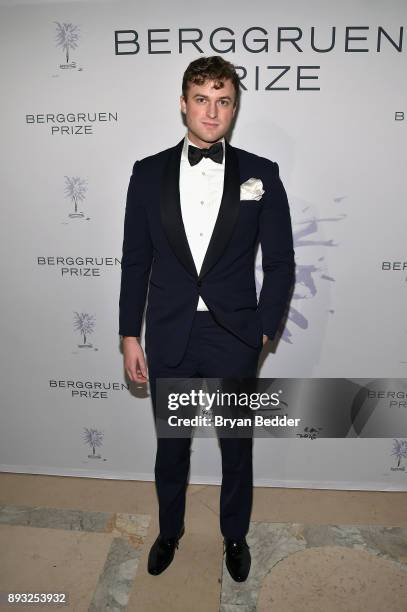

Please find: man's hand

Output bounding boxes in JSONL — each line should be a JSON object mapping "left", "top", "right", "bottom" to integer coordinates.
{"left": 262, "top": 334, "right": 269, "bottom": 346}
{"left": 122, "top": 336, "right": 148, "bottom": 383}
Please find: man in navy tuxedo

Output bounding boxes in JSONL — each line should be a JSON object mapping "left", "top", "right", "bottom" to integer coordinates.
{"left": 119, "top": 56, "right": 295, "bottom": 581}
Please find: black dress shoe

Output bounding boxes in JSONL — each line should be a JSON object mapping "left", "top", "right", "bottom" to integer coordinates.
{"left": 224, "top": 537, "right": 251, "bottom": 582}
{"left": 147, "top": 525, "right": 185, "bottom": 575}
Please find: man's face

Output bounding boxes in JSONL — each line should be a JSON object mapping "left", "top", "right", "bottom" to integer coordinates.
{"left": 180, "top": 78, "right": 237, "bottom": 148}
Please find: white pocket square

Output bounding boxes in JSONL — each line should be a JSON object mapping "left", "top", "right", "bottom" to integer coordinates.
{"left": 240, "top": 177, "right": 265, "bottom": 201}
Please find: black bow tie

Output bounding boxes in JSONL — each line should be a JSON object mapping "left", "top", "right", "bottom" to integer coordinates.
{"left": 188, "top": 142, "right": 224, "bottom": 166}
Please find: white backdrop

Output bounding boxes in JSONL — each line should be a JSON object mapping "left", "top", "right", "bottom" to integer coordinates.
{"left": 0, "top": 0, "right": 406, "bottom": 490}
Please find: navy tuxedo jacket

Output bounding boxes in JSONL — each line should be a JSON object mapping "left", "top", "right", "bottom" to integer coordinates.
{"left": 119, "top": 138, "right": 295, "bottom": 366}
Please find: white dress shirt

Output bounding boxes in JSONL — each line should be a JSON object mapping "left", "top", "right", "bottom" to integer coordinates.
{"left": 179, "top": 133, "right": 225, "bottom": 310}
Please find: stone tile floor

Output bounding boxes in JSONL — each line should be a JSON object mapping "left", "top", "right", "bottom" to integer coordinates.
{"left": 0, "top": 505, "right": 150, "bottom": 611}
{"left": 221, "top": 521, "right": 407, "bottom": 611}
{"left": 1, "top": 504, "right": 407, "bottom": 611}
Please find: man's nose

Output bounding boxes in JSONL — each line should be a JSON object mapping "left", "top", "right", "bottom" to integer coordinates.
{"left": 206, "top": 101, "right": 217, "bottom": 118}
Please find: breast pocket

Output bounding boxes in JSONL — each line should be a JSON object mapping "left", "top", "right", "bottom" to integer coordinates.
{"left": 239, "top": 199, "right": 262, "bottom": 214}
{"left": 240, "top": 198, "right": 262, "bottom": 205}
{"left": 230, "top": 201, "right": 261, "bottom": 246}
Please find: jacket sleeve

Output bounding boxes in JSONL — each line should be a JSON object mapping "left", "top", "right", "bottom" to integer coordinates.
{"left": 119, "top": 160, "right": 153, "bottom": 337}
{"left": 257, "top": 160, "right": 295, "bottom": 340}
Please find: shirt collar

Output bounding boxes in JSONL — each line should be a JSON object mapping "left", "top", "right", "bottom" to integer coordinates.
{"left": 181, "top": 132, "right": 225, "bottom": 165}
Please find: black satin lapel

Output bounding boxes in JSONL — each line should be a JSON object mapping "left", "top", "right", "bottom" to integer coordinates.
{"left": 199, "top": 141, "right": 240, "bottom": 280}
{"left": 160, "top": 139, "right": 198, "bottom": 279}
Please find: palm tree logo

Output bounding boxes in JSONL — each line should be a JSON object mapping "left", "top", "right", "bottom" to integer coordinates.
{"left": 55, "top": 21, "right": 80, "bottom": 68}
{"left": 255, "top": 196, "right": 347, "bottom": 344}
{"left": 83, "top": 428, "right": 103, "bottom": 459}
{"left": 64, "top": 176, "right": 87, "bottom": 218}
{"left": 74, "top": 312, "right": 95, "bottom": 348}
{"left": 296, "top": 426, "right": 323, "bottom": 440}
{"left": 391, "top": 439, "right": 407, "bottom": 468}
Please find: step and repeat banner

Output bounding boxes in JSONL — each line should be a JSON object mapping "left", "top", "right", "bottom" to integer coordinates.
{"left": 0, "top": 0, "right": 406, "bottom": 490}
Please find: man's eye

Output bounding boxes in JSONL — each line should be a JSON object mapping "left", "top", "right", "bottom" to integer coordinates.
{"left": 196, "top": 97, "right": 205, "bottom": 103}
{"left": 219, "top": 100, "right": 229, "bottom": 106}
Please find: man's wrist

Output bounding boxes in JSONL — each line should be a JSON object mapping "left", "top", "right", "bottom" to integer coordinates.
{"left": 120, "top": 335, "right": 140, "bottom": 342}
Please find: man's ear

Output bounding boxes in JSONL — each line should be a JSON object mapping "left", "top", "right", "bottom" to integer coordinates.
{"left": 180, "top": 95, "right": 186, "bottom": 115}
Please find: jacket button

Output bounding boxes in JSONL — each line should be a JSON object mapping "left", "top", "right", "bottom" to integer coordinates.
{"left": 197, "top": 280, "right": 202, "bottom": 287}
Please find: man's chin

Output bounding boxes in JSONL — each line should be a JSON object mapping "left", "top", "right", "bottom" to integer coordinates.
{"left": 189, "top": 127, "right": 226, "bottom": 145}
{"left": 199, "top": 132, "right": 224, "bottom": 144}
